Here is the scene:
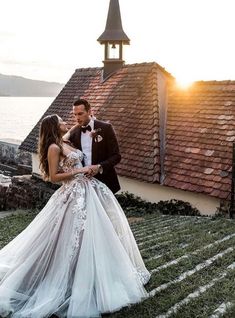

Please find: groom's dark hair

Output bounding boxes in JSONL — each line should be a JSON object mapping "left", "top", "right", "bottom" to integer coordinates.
{"left": 73, "top": 98, "right": 91, "bottom": 112}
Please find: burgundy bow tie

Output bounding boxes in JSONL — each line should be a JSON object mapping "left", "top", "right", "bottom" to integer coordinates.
{"left": 81, "top": 125, "right": 92, "bottom": 133}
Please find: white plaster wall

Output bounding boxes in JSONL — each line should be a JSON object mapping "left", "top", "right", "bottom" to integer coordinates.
{"left": 118, "top": 176, "right": 220, "bottom": 216}
{"left": 32, "top": 153, "right": 41, "bottom": 175}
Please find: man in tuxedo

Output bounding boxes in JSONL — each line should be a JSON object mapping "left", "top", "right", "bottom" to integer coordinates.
{"left": 64, "top": 98, "right": 121, "bottom": 193}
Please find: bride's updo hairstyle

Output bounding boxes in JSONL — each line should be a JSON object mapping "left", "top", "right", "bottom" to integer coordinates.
{"left": 38, "top": 114, "right": 63, "bottom": 180}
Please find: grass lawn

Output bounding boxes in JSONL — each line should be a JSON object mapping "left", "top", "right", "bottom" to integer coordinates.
{"left": 1, "top": 211, "right": 235, "bottom": 317}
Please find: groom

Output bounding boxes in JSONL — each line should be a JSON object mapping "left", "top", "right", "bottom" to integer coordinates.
{"left": 64, "top": 98, "right": 121, "bottom": 194}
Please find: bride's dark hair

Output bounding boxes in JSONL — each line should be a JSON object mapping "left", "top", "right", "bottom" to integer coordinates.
{"left": 38, "top": 114, "right": 63, "bottom": 180}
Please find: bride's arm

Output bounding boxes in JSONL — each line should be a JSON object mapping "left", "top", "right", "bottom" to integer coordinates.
{"left": 47, "top": 144, "right": 89, "bottom": 183}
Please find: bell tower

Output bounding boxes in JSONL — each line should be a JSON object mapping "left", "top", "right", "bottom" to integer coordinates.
{"left": 97, "top": 0, "right": 130, "bottom": 80}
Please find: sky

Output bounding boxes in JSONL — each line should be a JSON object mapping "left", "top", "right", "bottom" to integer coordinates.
{"left": 1, "top": 0, "right": 235, "bottom": 85}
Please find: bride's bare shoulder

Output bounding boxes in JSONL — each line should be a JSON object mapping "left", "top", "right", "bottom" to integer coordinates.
{"left": 48, "top": 143, "right": 61, "bottom": 155}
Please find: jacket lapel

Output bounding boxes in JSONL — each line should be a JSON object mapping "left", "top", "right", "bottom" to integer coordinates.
{"left": 91, "top": 120, "right": 99, "bottom": 164}
{"left": 77, "top": 127, "right": 82, "bottom": 151}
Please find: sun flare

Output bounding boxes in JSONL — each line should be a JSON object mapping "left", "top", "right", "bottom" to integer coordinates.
{"left": 176, "top": 77, "right": 194, "bottom": 89}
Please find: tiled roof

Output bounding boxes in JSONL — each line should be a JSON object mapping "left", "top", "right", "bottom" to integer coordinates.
{"left": 20, "top": 62, "right": 170, "bottom": 183}
{"left": 20, "top": 62, "right": 235, "bottom": 200}
{"left": 164, "top": 81, "right": 235, "bottom": 199}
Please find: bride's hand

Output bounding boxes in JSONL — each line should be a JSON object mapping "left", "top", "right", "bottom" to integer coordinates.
{"left": 83, "top": 166, "right": 94, "bottom": 178}
{"left": 72, "top": 167, "right": 93, "bottom": 178}
{"left": 72, "top": 166, "right": 91, "bottom": 176}
{"left": 81, "top": 166, "right": 92, "bottom": 174}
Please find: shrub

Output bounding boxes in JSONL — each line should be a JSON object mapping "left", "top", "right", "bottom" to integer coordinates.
{"left": 116, "top": 192, "right": 200, "bottom": 217}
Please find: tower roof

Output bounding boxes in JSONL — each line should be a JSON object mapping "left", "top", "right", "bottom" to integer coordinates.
{"left": 97, "top": 0, "right": 130, "bottom": 44}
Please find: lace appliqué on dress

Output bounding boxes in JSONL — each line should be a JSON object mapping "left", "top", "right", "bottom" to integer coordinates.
{"left": 70, "top": 184, "right": 87, "bottom": 259}
{"left": 58, "top": 150, "right": 84, "bottom": 204}
{"left": 89, "top": 178, "right": 110, "bottom": 196}
{"left": 59, "top": 150, "right": 83, "bottom": 173}
{"left": 58, "top": 150, "right": 88, "bottom": 258}
{"left": 136, "top": 268, "right": 151, "bottom": 285}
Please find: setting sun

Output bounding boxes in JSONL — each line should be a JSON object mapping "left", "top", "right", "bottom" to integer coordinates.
{"left": 176, "top": 77, "right": 194, "bottom": 89}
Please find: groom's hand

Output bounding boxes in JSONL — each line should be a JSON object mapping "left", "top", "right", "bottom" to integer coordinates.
{"left": 86, "top": 165, "right": 100, "bottom": 177}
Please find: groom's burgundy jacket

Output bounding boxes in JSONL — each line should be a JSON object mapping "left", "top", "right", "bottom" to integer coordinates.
{"left": 68, "top": 119, "right": 121, "bottom": 194}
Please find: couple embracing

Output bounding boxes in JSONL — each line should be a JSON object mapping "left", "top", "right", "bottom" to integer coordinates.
{"left": 63, "top": 98, "right": 120, "bottom": 194}
{"left": 0, "top": 99, "right": 150, "bottom": 318}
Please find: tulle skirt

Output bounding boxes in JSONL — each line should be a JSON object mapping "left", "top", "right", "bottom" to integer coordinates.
{"left": 0, "top": 176, "right": 150, "bottom": 317}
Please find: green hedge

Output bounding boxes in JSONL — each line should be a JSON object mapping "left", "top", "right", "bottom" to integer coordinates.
{"left": 116, "top": 192, "right": 200, "bottom": 217}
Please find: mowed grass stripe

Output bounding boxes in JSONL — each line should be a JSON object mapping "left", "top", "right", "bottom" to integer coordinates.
{"left": 108, "top": 216, "right": 235, "bottom": 318}
{"left": 145, "top": 232, "right": 235, "bottom": 270}
{"left": 146, "top": 236, "right": 235, "bottom": 288}
{"left": 130, "top": 214, "right": 170, "bottom": 229}
{"left": 111, "top": 248, "right": 235, "bottom": 317}
{"left": 149, "top": 232, "right": 235, "bottom": 274}
{"left": 132, "top": 217, "right": 187, "bottom": 236}
{"left": 145, "top": 235, "right": 235, "bottom": 294}
{"left": 141, "top": 230, "right": 207, "bottom": 260}
{"left": 110, "top": 251, "right": 235, "bottom": 318}
{"left": 131, "top": 216, "right": 178, "bottom": 230}
{"left": 130, "top": 214, "right": 193, "bottom": 229}
{"left": 136, "top": 215, "right": 230, "bottom": 238}
{"left": 136, "top": 220, "right": 205, "bottom": 243}
{"left": 155, "top": 264, "right": 235, "bottom": 318}
{"left": 137, "top": 227, "right": 195, "bottom": 244}
{"left": 209, "top": 302, "right": 233, "bottom": 318}
{"left": 134, "top": 217, "right": 221, "bottom": 239}
{"left": 140, "top": 240, "right": 174, "bottom": 253}
{"left": 148, "top": 247, "right": 234, "bottom": 297}
{"left": 143, "top": 220, "right": 235, "bottom": 266}
{"left": 137, "top": 229, "right": 202, "bottom": 248}
{"left": 143, "top": 229, "right": 235, "bottom": 261}
{"left": 132, "top": 215, "right": 198, "bottom": 235}
{"left": 157, "top": 261, "right": 235, "bottom": 318}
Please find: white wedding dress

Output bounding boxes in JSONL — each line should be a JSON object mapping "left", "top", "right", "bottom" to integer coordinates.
{"left": 0, "top": 149, "right": 150, "bottom": 318}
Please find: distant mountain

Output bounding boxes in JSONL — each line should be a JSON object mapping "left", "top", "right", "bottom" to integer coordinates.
{"left": 0, "top": 73, "right": 64, "bottom": 97}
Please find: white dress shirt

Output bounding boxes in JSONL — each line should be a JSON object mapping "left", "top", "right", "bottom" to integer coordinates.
{"left": 81, "top": 119, "right": 94, "bottom": 166}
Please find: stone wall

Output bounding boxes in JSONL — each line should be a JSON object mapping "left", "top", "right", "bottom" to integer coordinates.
{"left": 0, "top": 139, "right": 32, "bottom": 176}
{"left": 0, "top": 184, "right": 8, "bottom": 210}
{"left": 0, "top": 175, "right": 59, "bottom": 211}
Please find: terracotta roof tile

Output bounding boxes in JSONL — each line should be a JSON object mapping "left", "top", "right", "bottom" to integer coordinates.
{"left": 164, "top": 80, "right": 235, "bottom": 199}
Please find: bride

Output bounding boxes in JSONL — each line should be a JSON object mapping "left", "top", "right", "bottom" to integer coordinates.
{"left": 0, "top": 114, "right": 150, "bottom": 318}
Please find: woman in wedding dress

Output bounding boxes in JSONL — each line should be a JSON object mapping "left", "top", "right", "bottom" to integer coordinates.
{"left": 0, "top": 114, "right": 150, "bottom": 318}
